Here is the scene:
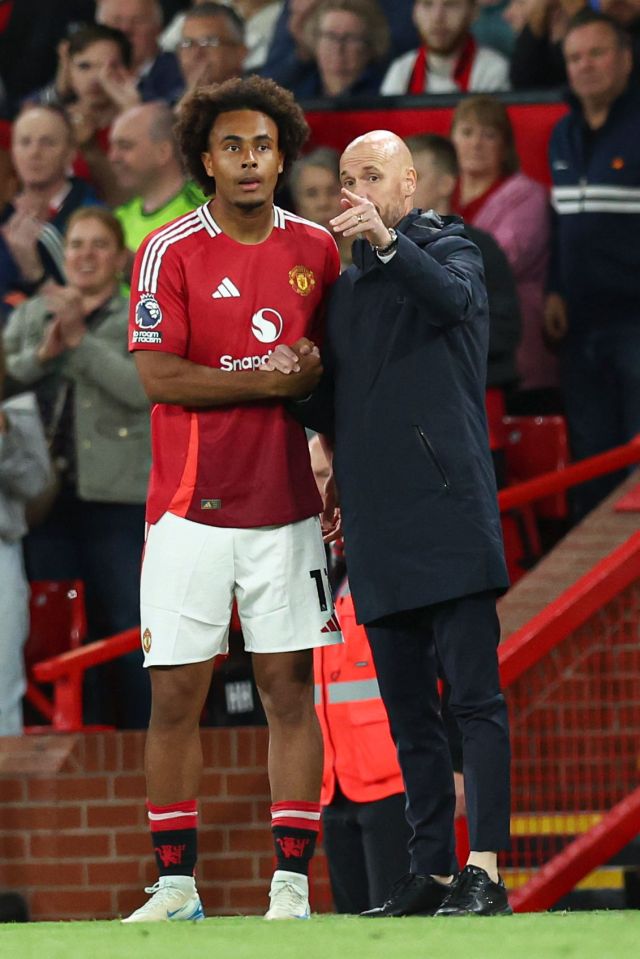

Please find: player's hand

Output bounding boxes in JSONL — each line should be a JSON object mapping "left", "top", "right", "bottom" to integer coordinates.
{"left": 321, "top": 474, "right": 342, "bottom": 543}
{"left": 330, "top": 188, "right": 393, "bottom": 248}
{"left": 262, "top": 337, "right": 319, "bottom": 374}
{"left": 273, "top": 349, "right": 323, "bottom": 398}
{"left": 543, "top": 292, "right": 568, "bottom": 343}
{"left": 262, "top": 344, "right": 301, "bottom": 374}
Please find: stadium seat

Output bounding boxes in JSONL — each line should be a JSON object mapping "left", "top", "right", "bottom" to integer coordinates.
{"left": 503, "top": 415, "right": 570, "bottom": 519}
{"left": 485, "top": 388, "right": 507, "bottom": 452}
{"left": 24, "top": 580, "right": 87, "bottom": 725}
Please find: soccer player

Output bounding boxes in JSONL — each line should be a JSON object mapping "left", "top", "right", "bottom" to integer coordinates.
{"left": 123, "top": 75, "right": 342, "bottom": 923}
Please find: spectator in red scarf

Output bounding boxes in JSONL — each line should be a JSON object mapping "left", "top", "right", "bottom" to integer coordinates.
{"left": 381, "top": 0, "right": 510, "bottom": 94}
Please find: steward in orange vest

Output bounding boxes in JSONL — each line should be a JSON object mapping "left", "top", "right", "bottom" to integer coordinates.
{"left": 315, "top": 591, "right": 403, "bottom": 805}
{"left": 314, "top": 588, "right": 411, "bottom": 912}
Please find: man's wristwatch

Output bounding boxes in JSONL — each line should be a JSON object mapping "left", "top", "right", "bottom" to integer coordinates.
{"left": 371, "top": 228, "right": 398, "bottom": 256}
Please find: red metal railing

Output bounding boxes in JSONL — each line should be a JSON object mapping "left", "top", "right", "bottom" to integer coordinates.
{"left": 498, "top": 434, "right": 640, "bottom": 512}
{"left": 498, "top": 532, "right": 640, "bottom": 910}
{"left": 32, "top": 628, "right": 139, "bottom": 731}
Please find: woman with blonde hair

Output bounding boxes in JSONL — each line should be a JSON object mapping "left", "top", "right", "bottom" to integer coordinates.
{"left": 451, "top": 94, "right": 557, "bottom": 407}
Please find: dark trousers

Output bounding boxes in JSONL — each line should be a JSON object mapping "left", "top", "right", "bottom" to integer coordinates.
{"left": 365, "top": 590, "right": 511, "bottom": 876}
{"left": 25, "top": 489, "right": 150, "bottom": 729}
{"left": 322, "top": 788, "right": 411, "bottom": 913}
{"left": 562, "top": 326, "right": 640, "bottom": 518}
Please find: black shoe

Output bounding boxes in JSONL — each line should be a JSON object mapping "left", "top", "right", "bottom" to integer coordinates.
{"left": 360, "top": 873, "right": 452, "bottom": 917}
{"left": 435, "top": 865, "right": 512, "bottom": 917}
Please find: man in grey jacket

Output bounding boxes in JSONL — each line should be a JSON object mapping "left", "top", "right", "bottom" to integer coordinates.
{"left": 0, "top": 343, "right": 50, "bottom": 736}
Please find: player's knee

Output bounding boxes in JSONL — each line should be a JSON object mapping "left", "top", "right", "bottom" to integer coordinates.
{"left": 258, "top": 678, "right": 314, "bottom": 726}
{"left": 149, "top": 671, "right": 204, "bottom": 728}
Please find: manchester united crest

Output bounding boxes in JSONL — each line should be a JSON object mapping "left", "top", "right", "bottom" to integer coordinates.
{"left": 288, "top": 265, "right": 316, "bottom": 296}
{"left": 142, "top": 628, "right": 152, "bottom": 654}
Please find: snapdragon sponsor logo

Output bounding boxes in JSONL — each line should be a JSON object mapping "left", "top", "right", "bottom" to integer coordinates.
{"left": 251, "top": 308, "right": 283, "bottom": 343}
{"left": 220, "top": 349, "right": 273, "bottom": 371}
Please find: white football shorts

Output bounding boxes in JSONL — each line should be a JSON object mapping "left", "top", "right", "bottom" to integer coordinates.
{"left": 140, "top": 511, "right": 343, "bottom": 666}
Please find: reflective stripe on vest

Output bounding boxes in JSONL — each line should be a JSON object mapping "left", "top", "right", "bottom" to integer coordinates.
{"left": 327, "top": 678, "right": 381, "bottom": 704}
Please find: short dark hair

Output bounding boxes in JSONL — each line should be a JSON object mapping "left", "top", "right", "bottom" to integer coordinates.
{"left": 563, "top": 9, "right": 632, "bottom": 50}
{"left": 405, "top": 133, "right": 459, "bottom": 178}
{"left": 183, "top": 1, "right": 245, "bottom": 40}
{"left": 67, "top": 23, "right": 132, "bottom": 69}
{"left": 176, "top": 75, "right": 310, "bottom": 196}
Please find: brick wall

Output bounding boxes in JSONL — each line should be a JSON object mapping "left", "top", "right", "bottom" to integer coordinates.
{"left": 2, "top": 474, "right": 638, "bottom": 921}
{"left": 0, "top": 729, "right": 333, "bottom": 921}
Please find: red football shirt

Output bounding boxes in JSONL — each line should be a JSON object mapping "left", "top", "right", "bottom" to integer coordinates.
{"left": 129, "top": 203, "right": 340, "bottom": 528}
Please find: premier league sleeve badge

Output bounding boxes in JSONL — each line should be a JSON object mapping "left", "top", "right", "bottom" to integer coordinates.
{"left": 133, "top": 294, "right": 163, "bottom": 344}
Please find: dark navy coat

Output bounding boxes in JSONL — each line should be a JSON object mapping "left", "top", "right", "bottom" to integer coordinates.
{"left": 303, "top": 211, "right": 509, "bottom": 624}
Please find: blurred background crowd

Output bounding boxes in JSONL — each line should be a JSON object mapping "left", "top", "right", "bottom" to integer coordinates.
{"left": 1, "top": 0, "right": 639, "bottom": 735}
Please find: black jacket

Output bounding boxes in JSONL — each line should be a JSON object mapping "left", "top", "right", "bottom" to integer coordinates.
{"left": 302, "top": 211, "right": 509, "bottom": 624}
{"left": 466, "top": 224, "right": 521, "bottom": 389}
{"left": 549, "top": 85, "right": 640, "bottom": 330}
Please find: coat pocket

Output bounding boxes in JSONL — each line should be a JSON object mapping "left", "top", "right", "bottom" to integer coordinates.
{"left": 414, "top": 425, "right": 451, "bottom": 491}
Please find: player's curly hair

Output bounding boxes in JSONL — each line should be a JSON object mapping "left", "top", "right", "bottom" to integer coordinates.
{"left": 175, "top": 75, "right": 310, "bottom": 196}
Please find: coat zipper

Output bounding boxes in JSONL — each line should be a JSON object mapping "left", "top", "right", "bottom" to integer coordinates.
{"left": 415, "top": 426, "right": 450, "bottom": 490}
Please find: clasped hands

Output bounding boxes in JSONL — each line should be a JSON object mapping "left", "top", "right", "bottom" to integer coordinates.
{"left": 37, "top": 286, "right": 88, "bottom": 363}
{"left": 261, "top": 336, "right": 322, "bottom": 395}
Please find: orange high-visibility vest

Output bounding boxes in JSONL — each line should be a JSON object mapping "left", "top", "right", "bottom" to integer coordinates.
{"left": 314, "top": 592, "right": 404, "bottom": 805}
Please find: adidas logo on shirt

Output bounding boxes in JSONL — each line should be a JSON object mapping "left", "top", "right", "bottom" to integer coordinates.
{"left": 212, "top": 277, "right": 240, "bottom": 298}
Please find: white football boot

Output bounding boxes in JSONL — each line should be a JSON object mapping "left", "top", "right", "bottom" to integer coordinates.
{"left": 264, "top": 870, "right": 310, "bottom": 920}
{"left": 122, "top": 875, "right": 204, "bottom": 923}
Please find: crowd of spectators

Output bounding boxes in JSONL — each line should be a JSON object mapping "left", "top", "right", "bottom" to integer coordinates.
{"left": 0, "top": 0, "right": 639, "bottom": 732}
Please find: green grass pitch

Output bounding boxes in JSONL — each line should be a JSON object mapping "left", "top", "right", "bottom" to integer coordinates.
{"left": 1, "top": 912, "right": 639, "bottom": 959}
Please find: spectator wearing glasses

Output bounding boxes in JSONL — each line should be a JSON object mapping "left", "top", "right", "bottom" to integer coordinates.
{"left": 270, "top": 0, "right": 390, "bottom": 99}
{"left": 176, "top": 2, "right": 247, "bottom": 93}
{"left": 162, "top": 1, "right": 283, "bottom": 73}
{"left": 259, "top": 0, "right": 418, "bottom": 91}
{"left": 302, "top": 0, "right": 391, "bottom": 97}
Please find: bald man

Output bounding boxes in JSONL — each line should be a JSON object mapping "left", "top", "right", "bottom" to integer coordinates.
{"left": 110, "top": 102, "right": 203, "bottom": 256}
{"left": 269, "top": 130, "right": 512, "bottom": 917}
